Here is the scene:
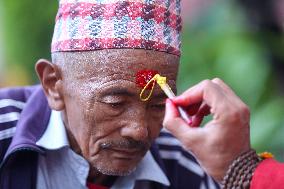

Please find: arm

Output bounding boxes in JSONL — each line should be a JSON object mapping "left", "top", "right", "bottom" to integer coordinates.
{"left": 163, "top": 78, "right": 281, "bottom": 188}
{"left": 251, "top": 158, "right": 284, "bottom": 189}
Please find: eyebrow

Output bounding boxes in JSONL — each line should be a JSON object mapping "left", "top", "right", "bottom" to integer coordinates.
{"left": 100, "top": 87, "right": 168, "bottom": 100}
{"left": 100, "top": 87, "right": 136, "bottom": 97}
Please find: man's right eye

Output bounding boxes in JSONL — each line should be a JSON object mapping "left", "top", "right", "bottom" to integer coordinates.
{"left": 98, "top": 101, "right": 126, "bottom": 116}
{"left": 100, "top": 96, "right": 125, "bottom": 107}
{"left": 108, "top": 102, "right": 124, "bottom": 108}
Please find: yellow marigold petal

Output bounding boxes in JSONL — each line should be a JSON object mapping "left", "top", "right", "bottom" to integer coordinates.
{"left": 258, "top": 152, "right": 274, "bottom": 159}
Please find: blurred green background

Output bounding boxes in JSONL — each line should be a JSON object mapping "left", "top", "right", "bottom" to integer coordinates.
{"left": 0, "top": 0, "right": 284, "bottom": 160}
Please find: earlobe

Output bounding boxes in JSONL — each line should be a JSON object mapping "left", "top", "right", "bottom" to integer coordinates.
{"left": 35, "top": 59, "right": 65, "bottom": 110}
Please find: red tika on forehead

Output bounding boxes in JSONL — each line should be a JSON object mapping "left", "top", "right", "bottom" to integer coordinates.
{"left": 136, "top": 70, "right": 158, "bottom": 89}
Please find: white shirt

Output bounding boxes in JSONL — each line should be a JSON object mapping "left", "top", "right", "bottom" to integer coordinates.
{"left": 36, "top": 110, "right": 170, "bottom": 189}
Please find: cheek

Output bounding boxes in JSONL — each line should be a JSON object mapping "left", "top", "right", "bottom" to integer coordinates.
{"left": 147, "top": 112, "right": 164, "bottom": 140}
{"left": 84, "top": 102, "right": 123, "bottom": 135}
{"left": 63, "top": 95, "right": 97, "bottom": 155}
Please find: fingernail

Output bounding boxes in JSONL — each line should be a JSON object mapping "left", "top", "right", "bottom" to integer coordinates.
{"left": 188, "top": 118, "right": 193, "bottom": 126}
{"left": 171, "top": 96, "right": 180, "bottom": 103}
{"left": 166, "top": 98, "right": 173, "bottom": 104}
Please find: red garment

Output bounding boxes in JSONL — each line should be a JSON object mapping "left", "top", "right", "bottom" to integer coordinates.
{"left": 251, "top": 158, "right": 284, "bottom": 189}
{"left": 87, "top": 182, "right": 109, "bottom": 189}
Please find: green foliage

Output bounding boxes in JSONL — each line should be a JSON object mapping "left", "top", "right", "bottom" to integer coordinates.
{"left": 178, "top": 0, "right": 284, "bottom": 160}
{"left": 2, "top": 0, "right": 57, "bottom": 82}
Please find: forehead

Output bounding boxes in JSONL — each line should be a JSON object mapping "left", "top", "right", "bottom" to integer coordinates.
{"left": 61, "top": 49, "right": 179, "bottom": 84}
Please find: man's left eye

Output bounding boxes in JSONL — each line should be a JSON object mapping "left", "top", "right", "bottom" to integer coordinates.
{"left": 150, "top": 103, "right": 165, "bottom": 109}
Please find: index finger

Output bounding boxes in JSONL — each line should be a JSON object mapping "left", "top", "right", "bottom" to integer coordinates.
{"left": 172, "top": 80, "right": 224, "bottom": 109}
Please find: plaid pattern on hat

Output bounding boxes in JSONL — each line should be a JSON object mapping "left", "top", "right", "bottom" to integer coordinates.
{"left": 51, "top": 0, "right": 182, "bottom": 56}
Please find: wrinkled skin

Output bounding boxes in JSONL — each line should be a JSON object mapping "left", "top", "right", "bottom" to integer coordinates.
{"left": 36, "top": 49, "right": 179, "bottom": 183}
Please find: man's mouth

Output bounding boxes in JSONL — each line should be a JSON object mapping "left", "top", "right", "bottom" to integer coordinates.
{"left": 108, "top": 148, "right": 143, "bottom": 159}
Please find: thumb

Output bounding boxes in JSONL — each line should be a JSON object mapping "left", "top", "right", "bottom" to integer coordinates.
{"left": 163, "top": 99, "right": 203, "bottom": 147}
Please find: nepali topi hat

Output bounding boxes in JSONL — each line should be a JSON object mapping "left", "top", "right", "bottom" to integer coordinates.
{"left": 51, "top": 0, "right": 182, "bottom": 56}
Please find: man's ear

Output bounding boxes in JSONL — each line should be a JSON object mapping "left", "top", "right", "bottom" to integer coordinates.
{"left": 35, "top": 59, "right": 65, "bottom": 111}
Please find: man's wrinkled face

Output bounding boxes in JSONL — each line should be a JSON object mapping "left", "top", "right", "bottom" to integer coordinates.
{"left": 56, "top": 49, "right": 179, "bottom": 176}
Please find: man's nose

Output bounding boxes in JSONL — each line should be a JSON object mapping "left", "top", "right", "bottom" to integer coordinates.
{"left": 120, "top": 114, "right": 149, "bottom": 142}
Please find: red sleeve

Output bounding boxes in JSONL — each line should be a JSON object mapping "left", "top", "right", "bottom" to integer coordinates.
{"left": 251, "top": 158, "right": 284, "bottom": 189}
{"left": 87, "top": 183, "right": 108, "bottom": 189}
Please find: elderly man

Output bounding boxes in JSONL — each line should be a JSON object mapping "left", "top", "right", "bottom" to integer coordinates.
{"left": 0, "top": 1, "right": 218, "bottom": 189}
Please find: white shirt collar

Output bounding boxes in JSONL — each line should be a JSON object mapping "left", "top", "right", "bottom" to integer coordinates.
{"left": 36, "top": 110, "right": 69, "bottom": 149}
{"left": 36, "top": 110, "right": 170, "bottom": 188}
